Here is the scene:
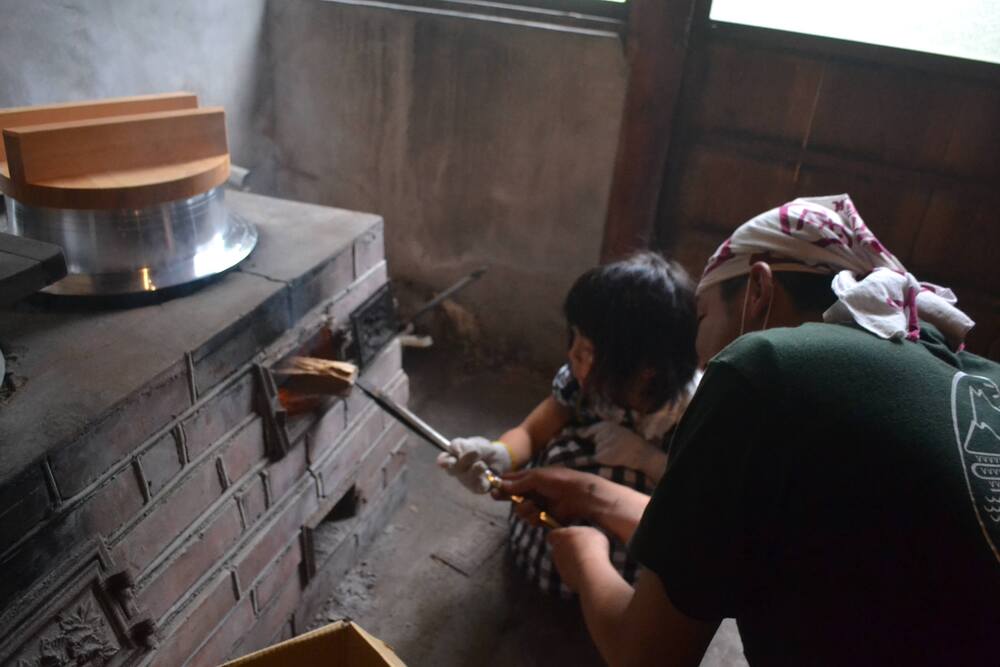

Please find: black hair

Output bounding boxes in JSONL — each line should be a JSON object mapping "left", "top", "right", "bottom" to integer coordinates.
{"left": 564, "top": 252, "right": 698, "bottom": 410}
{"left": 719, "top": 272, "right": 837, "bottom": 312}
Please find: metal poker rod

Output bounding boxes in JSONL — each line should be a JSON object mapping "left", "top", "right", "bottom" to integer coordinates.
{"left": 355, "top": 380, "right": 561, "bottom": 529}
{"left": 402, "top": 265, "right": 489, "bottom": 330}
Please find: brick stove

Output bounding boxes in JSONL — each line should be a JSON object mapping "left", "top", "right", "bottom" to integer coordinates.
{"left": 0, "top": 192, "right": 409, "bottom": 666}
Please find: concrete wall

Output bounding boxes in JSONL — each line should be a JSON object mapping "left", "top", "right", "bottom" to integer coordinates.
{"left": 0, "top": 0, "right": 269, "bottom": 167}
{"left": 263, "top": 1, "right": 627, "bottom": 367}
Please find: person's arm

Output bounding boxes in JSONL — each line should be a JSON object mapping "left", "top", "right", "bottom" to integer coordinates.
{"left": 498, "top": 396, "right": 570, "bottom": 468}
{"left": 500, "top": 467, "right": 649, "bottom": 543}
{"left": 548, "top": 527, "right": 718, "bottom": 667}
{"left": 581, "top": 421, "right": 670, "bottom": 483}
{"left": 439, "top": 397, "right": 571, "bottom": 493}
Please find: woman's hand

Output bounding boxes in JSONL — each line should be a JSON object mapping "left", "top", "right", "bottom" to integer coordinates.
{"left": 547, "top": 526, "right": 611, "bottom": 591}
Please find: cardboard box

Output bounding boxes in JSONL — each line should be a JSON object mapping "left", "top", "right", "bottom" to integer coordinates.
{"left": 221, "top": 621, "right": 406, "bottom": 666}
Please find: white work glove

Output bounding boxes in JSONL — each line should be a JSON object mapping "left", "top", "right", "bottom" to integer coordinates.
{"left": 436, "top": 436, "right": 513, "bottom": 494}
{"left": 579, "top": 422, "right": 669, "bottom": 483}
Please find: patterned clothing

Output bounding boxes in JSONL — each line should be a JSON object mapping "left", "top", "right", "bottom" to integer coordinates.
{"left": 509, "top": 364, "right": 699, "bottom": 597}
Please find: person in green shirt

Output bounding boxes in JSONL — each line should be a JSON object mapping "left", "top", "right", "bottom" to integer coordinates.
{"left": 499, "top": 194, "right": 999, "bottom": 666}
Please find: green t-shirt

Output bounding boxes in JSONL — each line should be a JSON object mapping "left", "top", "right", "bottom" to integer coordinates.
{"left": 630, "top": 322, "right": 1000, "bottom": 665}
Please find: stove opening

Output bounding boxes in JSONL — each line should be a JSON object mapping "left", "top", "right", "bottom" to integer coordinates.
{"left": 327, "top": 485, "right": 360, "bottom": 524}
{"left": 269, "top": 325, "right": 355, "bottom": 451}
{"left": 302, "top": 484, "right": 361, "bottom": 583}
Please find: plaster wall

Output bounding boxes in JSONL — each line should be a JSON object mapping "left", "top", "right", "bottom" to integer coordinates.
{"left": 265, "top": 1, "right": 627, "bottom": 367}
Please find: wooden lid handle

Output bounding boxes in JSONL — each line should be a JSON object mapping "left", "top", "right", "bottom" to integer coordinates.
{"left": 4, "top": 107, "right": 227, "bottom": 186}
{"left": 0, "top": 92, "right": 198, "bottom": 163}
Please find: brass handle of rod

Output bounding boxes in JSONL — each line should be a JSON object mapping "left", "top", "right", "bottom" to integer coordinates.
{"left": 485, "top": 471, "right": 562, "bottom": 529}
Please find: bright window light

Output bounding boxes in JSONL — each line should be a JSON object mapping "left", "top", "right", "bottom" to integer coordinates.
{"left": 709, "top": 0, "right": 1000, "bottom": 65}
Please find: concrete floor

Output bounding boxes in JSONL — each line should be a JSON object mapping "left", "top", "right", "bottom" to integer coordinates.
{"left": 311, "top": 347, "right": 747, "bottom": 666}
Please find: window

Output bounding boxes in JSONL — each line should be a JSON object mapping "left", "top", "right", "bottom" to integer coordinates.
{"left": 710, "top": 0, "right": 1000, "bottom": 65}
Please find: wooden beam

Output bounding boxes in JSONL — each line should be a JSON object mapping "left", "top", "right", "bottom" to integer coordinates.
{"left": 600, "top": 0, "right": 701, "bottom": 261}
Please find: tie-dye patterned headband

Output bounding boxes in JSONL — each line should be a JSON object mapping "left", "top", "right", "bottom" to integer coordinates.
{"left": 697, "top": 194, "right": 975, "bottom": 348}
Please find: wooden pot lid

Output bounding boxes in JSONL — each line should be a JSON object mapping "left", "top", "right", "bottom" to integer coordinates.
{"left": 0, "top": 93, "right": 230, "bottom": 210}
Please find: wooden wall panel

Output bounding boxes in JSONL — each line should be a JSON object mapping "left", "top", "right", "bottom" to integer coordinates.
{"left": 648, "top": 24, "right": 1000, "bottom": 358}
{"left": 941, "top": 85, "right": 1000, "bottom": 177}
{"left": 673, "top": 145, "right": 797, "bottom": 235}
{"left": 691, "top": 42, "right": 823, "bottom": 143}
{"left": 570, "top": 0, "right": 1000, "bottom": 354}
{"left": 671, "top": 149, "right": 934, "bottom": 272}
{"left": 670, "top": 227, "right": 730, "bottom": 283}
{"left": 956, "top": 290, "right": 1000, "bottom": 360}
{"left": 807, "top": 62, "right": 967, "bottom": 169}
{"left": 909, "top": 191, "right": 1000, "bottom": 289}
{"left": 793, "top": 165, "right": 931, "bottom": 266}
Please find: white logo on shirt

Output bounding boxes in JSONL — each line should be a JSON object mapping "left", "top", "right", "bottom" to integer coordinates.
{"left": 951, "top": 372, "right": 1000, "bottom": 565}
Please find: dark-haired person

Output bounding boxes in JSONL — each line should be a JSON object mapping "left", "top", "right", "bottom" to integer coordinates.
{"left": 438, "top": 252, "right": 701, "bottom": 596}
{"left": 502, "top": 195, "right": 1000, "bottom": 665}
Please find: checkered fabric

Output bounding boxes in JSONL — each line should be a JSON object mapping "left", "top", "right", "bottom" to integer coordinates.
{"left": 508, "top": 364, "right": 688, "bottom": 597}
{"left": 508, "top": 430, "right": 661, "bottom": 598}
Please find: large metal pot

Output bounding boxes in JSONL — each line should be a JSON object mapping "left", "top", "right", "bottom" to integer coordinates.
{"left": 4, "top": 186, "right": 256, "bottom": 296}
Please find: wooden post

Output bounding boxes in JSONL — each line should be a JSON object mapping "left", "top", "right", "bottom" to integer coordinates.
{"left": 600, "top": 0, "right": 701, "bottom": 261}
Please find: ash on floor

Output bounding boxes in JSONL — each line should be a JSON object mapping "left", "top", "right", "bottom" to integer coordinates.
{"left": 313, "top": 348, "right": 746, "bottom": 666}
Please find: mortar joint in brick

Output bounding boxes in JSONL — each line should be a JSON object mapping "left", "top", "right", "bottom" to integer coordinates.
{"left": 306, "top": 467, "right": 322, "bottom": 500}
{"left": 172, "top": 425, "right": 188, "bottom": 466}
{"left": 133, "top": 457, "right": 152, "bottom": 504}
{"left": 236, "top": 493, "right": 249, "bottom": 532}
{"left": 230, "top": 569, "right": 242, "bottom": 601}
{"left": 42, "top": 458, "right": 62, "bottom": 507}
{"left": 184, "top": 351, "right": 198, "bottom": 404}
{"left": 260, "top": 471, "right": 272, "bottom": 509}
{"left": 176, "top": 424, "right": 190, "bottom": 466}
{"left": 215, "top": 457, "right": 230, "bottom": 491}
